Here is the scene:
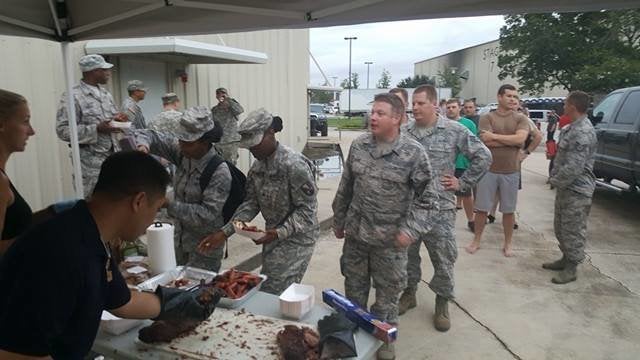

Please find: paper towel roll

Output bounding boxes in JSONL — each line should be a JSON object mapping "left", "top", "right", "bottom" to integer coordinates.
{"left": 146, "top": 222, "right": 176, "bottom": 275}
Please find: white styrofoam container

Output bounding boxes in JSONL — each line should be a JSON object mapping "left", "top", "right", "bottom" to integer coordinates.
{"left": 232, "top": 220, "right": 266, "bottom": 240}
{"left": 279, "top": 283, "right": 315, "bottom": 319}
{"left": 100, "top": 311, "right": 143, "bottom": 335}
{"left": 216, "top": 271, "right": 268, "bottom": 309}
{"left": 110, "top": 120, "right": 132, "bottom": 129}
{"left": 136, "top": 266, "right": 216, "bottom": 292}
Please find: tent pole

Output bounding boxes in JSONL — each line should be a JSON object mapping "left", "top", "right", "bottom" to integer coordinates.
{"left": 61, "top": 42, "right": 84, "bottom": 198}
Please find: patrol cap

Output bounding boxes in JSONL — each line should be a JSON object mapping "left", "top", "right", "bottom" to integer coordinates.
{"left": 127, "top": 80, "right": 148, "bottom": 92}
{"left": 79, "top": 54, "right": 114, "bottom": 72}
{"left": 175, "top": 106, "right": 215, "bottom": 142}
{"left": 216, "top": 87, "right": 228, "bottom": 95}
{"left": 237, "top": 108, "right": 273, "bottom": 149}
{"left": 161, "top": 92, "right": 179, "bottom": 104}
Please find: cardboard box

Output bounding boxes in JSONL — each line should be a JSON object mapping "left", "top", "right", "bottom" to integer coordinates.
{"left": 322, "top": 289, "right": 397, "bottom": 343}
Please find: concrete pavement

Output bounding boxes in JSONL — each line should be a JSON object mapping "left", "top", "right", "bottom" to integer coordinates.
{"left": 223, "top": 128, "right": 640, "bottom": 359}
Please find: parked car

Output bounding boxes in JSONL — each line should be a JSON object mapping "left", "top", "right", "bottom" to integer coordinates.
{"left": 589, "top": 86, "right": 640, "bottom": 191}
{"left": 309, "top": 103, "right": 328, "bottom": 137}
{"left": 478, "top": 103, "right": 497, "bottom": 115}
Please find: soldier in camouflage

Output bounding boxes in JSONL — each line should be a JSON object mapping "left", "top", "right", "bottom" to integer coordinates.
{"left": 399, "top": 86, "right": 491, "bottom": 332}
{"left": 149, "top": 93, "right": 182, "bottom": 135}
{"left": 211, "top": 87, "right": 244, "bottom": 164}
{"left": 332, "top": 93, "right": 439, "bottom": 360}
{"left": 121, "top": 80, "right": 148, "bottom": 129}
{"left": 198, "top": 109, "right": 318, "bottom": 295}
{"left": 56, "top": 54, "right": 126, "bottom": 197}
{"left": 543, "top": 91, "right": 597, "bottom": 284}
{"left": 136, "top": 106, "right": 232, "bottom": 272}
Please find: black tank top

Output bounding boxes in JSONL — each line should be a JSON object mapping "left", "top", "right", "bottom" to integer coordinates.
{"left": 1, "top": 171, "right": 33, "bottom": 240}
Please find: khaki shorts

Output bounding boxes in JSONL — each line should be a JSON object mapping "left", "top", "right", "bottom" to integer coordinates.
{"left": 474, "top": 171, "right": 519, "bottom": 213}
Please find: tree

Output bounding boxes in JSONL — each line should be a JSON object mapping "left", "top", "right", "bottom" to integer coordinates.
{"left": 340, "top": 73, "right": 360, "bottom": 89}
{"left": 376, "top": 68, "right": 392, "bottom": 88}
{"left": 397, "top": 75, "right": 435, "bottom": 88}
{"left": 498, "top": 10, "right": 640, "bottom": 94}
{"left": 437, "top": 66, "right": 462, "bottom": 97}
{"left": 309, "top": 90, "right": 335, "bottom": 104}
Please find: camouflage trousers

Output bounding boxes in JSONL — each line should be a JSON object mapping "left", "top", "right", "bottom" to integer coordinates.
{"left": 77, "top": 151, "right": 110, "bottom": 197}
{"left": 406, "top": 210, "right": 457, "bottom": 299}
{"left": 261, "top": 239, "right": 315, "bottom": 295}
{"left": 554, "top": 189, "right": 592, "bottom": 264}
{"left": 341, "top": 236, "right": 408, "bottom": 324}
{"left": 175, "top": 238, "right": 224, "bottom": 273}
{"left": 216, "top": 142, "right": 239, "bottom": 165}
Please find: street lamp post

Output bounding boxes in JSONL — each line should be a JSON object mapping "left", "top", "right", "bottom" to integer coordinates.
{"left": 344, "top": 36, "right": 357, "bottom": 119}
{"left": 365, "top": 61, "right": 373, "bottom": 89}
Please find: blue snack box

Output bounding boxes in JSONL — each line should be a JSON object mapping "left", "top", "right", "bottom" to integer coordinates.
{"left": 322, "top": 289, "right": 398, "bottom": 343}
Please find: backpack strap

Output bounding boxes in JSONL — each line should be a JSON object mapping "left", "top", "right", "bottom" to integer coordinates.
{"left": 199, "top": 154, "right": 230, "bottom": 259}
{"left": 200, "top": 155, "right": 225, "bottom": 193}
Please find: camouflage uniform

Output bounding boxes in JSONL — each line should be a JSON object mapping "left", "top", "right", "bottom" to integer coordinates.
{"left": 56, "top": 80, "right": 119, "bottom": 197}
{"left": 550, "top": 116, "right": 597, "bottom": 264}
{"left": 222, "top": 109, "right": 318, "bottom": 295}
{"left": 121, "top": 97, "right": 147, "bottom": 129}
{"left": 332, "top": 133, "right": 440, "bottom": 324}
{"left": 137, "top": 107, "right": 232, "bottom": 272}
{"left": 212, "top": 98, "right": 244, "bottom": 164}
{"left": 149, "top": 109, "right": 182, "bottom": 135}
{"left": 403, "top": 116, "right": 491, "bottom": 299}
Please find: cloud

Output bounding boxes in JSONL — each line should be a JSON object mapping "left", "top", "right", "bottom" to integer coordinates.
{"left": 309, "top": 15, "right": 505, "bottom": 87}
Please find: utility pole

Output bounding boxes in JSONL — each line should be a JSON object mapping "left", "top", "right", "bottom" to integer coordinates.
{"left": 344, "top": 36, "right": 357, "bottom": 119}
{"left": 365, "top": 61, "right": 373, "bottom": 89}
{"left": 331, "top": 76, "right": 338, "bottom": 101}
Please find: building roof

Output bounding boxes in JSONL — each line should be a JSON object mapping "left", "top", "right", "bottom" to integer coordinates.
{"left": 414, "top": 38, "right": 499, "bottom": 65}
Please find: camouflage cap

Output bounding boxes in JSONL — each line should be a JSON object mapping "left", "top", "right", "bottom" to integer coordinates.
{"left": 175, "top": 106, "right": 215, "bottom": 142}
{"left": 237, "top": 108, "right": 273, "bottom": 149}
{"left": 79, "top": 54, "right": 114, "bottom": 72}
{"left": 127, "top": 80, "right": 148, "bottom": 92}
{"left": 161, "top": 92, "right": 179, "bottom": 104}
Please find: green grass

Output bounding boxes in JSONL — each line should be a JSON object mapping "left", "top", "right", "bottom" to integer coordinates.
{"left": 327, "top": 117, "right": 365, "bottom": 129}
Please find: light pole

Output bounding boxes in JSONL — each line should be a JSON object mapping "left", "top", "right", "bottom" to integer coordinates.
{"left": 365, "top": 61, "right": 373, "bottom": 89}
{"left": 331, "top": 76, "right": 338, "bottom": 101}
{"left": 344, "top": 36, "right": 357, "bottom": 119}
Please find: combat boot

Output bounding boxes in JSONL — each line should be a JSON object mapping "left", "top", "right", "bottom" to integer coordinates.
{"left": 398, "top": 287, "right": 417, "bottom": 315}
{"left": 376, "top": 342, "right": 395, "bottom": 360}
{"left": 551, "top": 263, "right": 577, "bottom": 284}
{"left": 542, "top": 256, "right": 568, "bottom": 271}
{"left": 433, "top": 295, "right": 450, "bottom": 332}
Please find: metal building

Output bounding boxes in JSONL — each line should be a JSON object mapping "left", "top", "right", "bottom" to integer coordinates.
{"left": 0, "top": 29, "right": 309, "bottom": 210}
{"left": 414, "top": 39, "right": 567, "bottom": 105}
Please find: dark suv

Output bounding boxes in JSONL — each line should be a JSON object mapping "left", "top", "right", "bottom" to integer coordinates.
{"left": 309, "top": 103, "right": 328, "bottom": 137}
{"left": 589, "top": 86, "right": 640, "bottom": 192}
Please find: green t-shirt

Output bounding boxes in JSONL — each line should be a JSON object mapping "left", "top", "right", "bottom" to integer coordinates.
{"left": 455, "top": 117, "right": 478, "bottom": 170}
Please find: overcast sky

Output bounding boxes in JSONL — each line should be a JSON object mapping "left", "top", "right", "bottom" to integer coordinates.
{"left": 309, "top": 15, "right": 506, "bottom": 88}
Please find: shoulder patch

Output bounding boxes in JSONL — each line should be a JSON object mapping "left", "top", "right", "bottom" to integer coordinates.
{"left": 301, "top": 182, "right": 315, "bottom": 196}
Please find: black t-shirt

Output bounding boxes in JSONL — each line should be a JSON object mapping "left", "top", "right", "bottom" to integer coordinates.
{"left": 2, "top": 179, "right": 33, "bottom": 240}
{"left": 0, "top": 200, "right": 131, "bottom": 359}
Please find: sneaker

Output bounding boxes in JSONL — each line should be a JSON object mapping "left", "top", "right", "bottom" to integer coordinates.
{"left": 514, "top": 223, "right": 519, "bottom": 230}
{"left": 487, "top": 214, "right": 496, "bottom": 224}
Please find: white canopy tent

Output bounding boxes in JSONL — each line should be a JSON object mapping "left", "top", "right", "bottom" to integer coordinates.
{"left": 0, "top": 0, "right": 638, "bottom": 197}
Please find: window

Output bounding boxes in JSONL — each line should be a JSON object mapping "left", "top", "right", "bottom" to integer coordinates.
{"left": 593, "top": 92, "right": 623, "bottom": 124}
{"left": 614, "top": 91, "right": 640, "bottom": 125}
